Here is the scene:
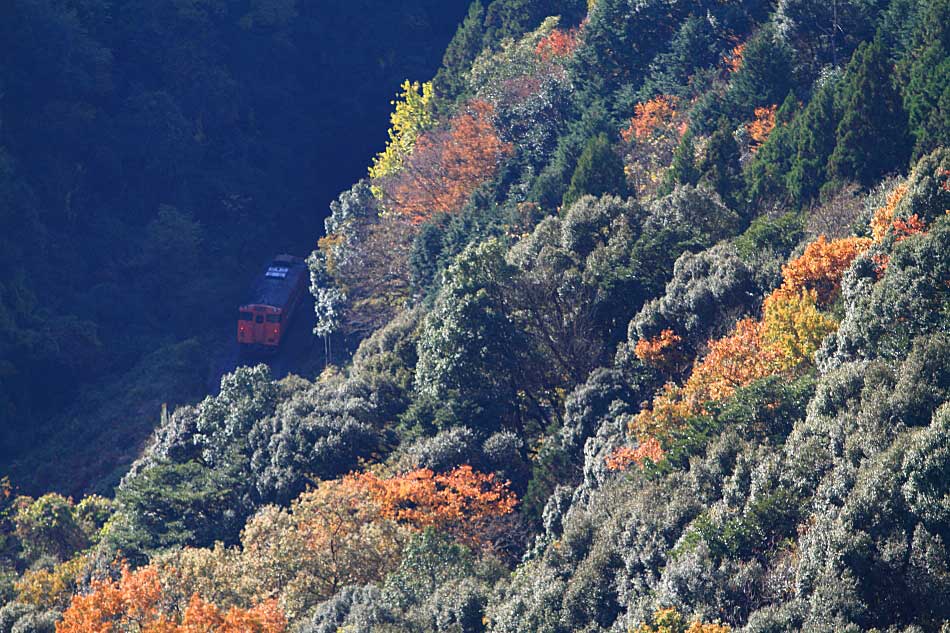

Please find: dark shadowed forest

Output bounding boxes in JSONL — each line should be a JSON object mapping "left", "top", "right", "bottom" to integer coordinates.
{"left": 0, "top": 0, "right": 470, "bottom": 493}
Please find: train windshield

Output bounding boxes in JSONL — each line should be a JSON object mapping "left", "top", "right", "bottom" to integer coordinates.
{"left": 238, "top": 311, "right": 252, "bottom": 321}
{"left": 266, "top": 314, "right": 281, "bottom": 323}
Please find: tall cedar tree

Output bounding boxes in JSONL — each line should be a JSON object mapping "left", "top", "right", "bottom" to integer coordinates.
{"left": 662, "top": 127, "right": 700, "bottom": 193}
{"left": 787, "top": 77, "right": 840, "bottom": 205}
{"left": 698, "top": 122, "right": 743, "bottom": 212}
{"left": 902, "top": 0, "right": 950, "bottom": 159}
{"left": 433, "top": 1, "right": 486, "bottom": 105}
{"left": 745, "top": 92, "right": 800, "bottom": 205}
{"left": 725, "top": 28, "right": 795, "bottom": 120}
{"left": 562, "top": 133, "right": 628, "bottom": 209}
{"left": 827, "top": 36, "right": 912, "bottom": 187}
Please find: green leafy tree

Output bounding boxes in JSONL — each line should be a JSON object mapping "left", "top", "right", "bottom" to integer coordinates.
{"left": 698, "top": 122, "right": 743, "bottom": 211}
{"left": 744, "top": 92, "right": 800, "bottom": 205}
{"left": 827, "top": 36, "right": 912, "bottom": 187}
{"left": 414, "top": 239, "right": 526, "bottom": 435}
{"left": 787, "top": 74, "right": 841, "bottom": 204}
{"left": 433, "top": 1, "right": 487, "bottom": 104}
{"left": 562, "top": 133, "right": 628, "bottom": 209}
{"left": 902, "top": 0, "right": 950, "bottom": 159}
{"left": 106, "top": 460, "right": 248, "bottom": 560}
{"left": 14, "top": 494, "right": 87, "bottom": 564}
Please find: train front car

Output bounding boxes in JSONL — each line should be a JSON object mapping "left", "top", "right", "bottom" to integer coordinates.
{"left": 238, "top": 255, "right": 308, "bottom": 352}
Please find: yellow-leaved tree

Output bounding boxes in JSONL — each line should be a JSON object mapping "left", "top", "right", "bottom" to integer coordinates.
{"left": 368, "top": 80, "right": 434, "bottom": 190}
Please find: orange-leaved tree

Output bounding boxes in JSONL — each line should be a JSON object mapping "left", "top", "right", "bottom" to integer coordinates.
{"left": 380, "top": 100, "right": 513, "bottom": 224}
{"left": 629, "top": 318, "right": 784, "bottom": 442}
{"left": 349, "top": 465, "right": 517, "bottom": 544}
{"left": 634, "top": 329, "right": 685, "bottom": 374}
{"left": 621, "top": 96, "right": 679, "bottom": 143}
{"left": 724, "top": 43, "right": 745, "bottom": 73}
{"left": 620, "top": 95, "right": 687, "bottom": 197}
{"left": 747, "top": 104, "right": 777, "bottom": 152}
{"left": 870, "top": 182, "right": 909, "bottom": 241}
{"left": 610, "top": 230, "right": 875, "bottom": 472}
{"left": 614, "top": 233, "right": 873, "bottom": 471}
{"left": 774, "top": 235, "right": 872, "bottom": 306}
{"left": 605, "top": 437, "right": 665, "bottom": 471}
{"left": 535, "top": 27, "right": 579, "bottom": 61}
{"left": 56, "top": 565, "right": 287, "bottom": 633}
{"left": 759, "top": 233, "right": 871, "bottom": 365}
{"left": 149, "top": 478, "right": 408, "bottom": 622}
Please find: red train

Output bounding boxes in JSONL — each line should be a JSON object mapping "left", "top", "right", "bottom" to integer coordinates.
{"left": 237, "top": 255, "right": 308, "bottom": 350}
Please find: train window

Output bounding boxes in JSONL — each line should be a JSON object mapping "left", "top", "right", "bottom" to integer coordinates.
{"left": 239, "top": 312, "right": 252, "bottom": 321}
{"left": 255, "top": 314, "right": 264, "bottom": 324}
{"left": 266, "top": 314, "right": 281, "bottom": 323}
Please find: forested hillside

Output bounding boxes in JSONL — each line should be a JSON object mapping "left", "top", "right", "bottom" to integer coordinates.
{"left": 0, "top": 0, "right": 470, "bottom": 494}
{"left": 2, "top": 0, "right": 950, "bottom": 631}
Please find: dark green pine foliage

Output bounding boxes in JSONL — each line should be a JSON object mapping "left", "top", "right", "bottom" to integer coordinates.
{"left": 433, "top": 1, "right": 486, "bottom": 105}
{"left": 787, "top": 76, "right": 841, "bottom": 205}
{"left": 902, "top": 0, "right": 950, "bottom": 159}
{"left": 698, "top": 122, "right": 743, "bottom": 212}
{"left": 433, "top": 0, "right": 587, "bottom": 107}
{"left": 744, "top": 92, "right": 800, "bottom": 205}
{"left": 640, "top": 15, "right": 726, "bottom": 98}
{"left": 827, "top": 36, "right": 912, "bottom": 187}
{"left": 482, "top": 0, "right": 586, "bottom": 44}
{"left": 570, "top": 0, "right": 690, "bottom": 101}
{"left": 724, "top": 27, "right": 796, "bottom": 121}
{"left": 562, "top": 133, "right": 629, "bottom": 209}
{"left": 662, "top": 127, "right": 700, "bottom": 194}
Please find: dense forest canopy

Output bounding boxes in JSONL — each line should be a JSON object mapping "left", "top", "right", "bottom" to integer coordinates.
{"left": 2, "top": 0, "right": 950, "bottom": 631}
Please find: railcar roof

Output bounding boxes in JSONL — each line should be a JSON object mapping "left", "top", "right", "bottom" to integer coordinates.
{"left": 242, "top": 256, "right": 307, "bottom": 308}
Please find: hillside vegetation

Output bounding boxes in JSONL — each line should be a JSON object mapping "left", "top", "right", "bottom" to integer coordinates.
{"left": 2, "top": 0, "right": 950, "bottom": 631}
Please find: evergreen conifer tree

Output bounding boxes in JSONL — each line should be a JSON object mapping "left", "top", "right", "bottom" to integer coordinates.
{"left": 698, "top": 121, "right": 743, "bottom": 211}
{"left": 902, "top": 0, "right": 950, "bottom": 159}
{"left": 433, "top": 1, "right": 485, "bottom": 105}
{"left": 787, "top": 77, "right": 840, "bottom": 204}
{"left": 725, "top": 28, "right": 795, "bottom": 120}
{"left": 662, "top": 127, "right": 700, "bottom": 194}
{"left": 745, "top": 92, "right": 800, "bottom": 205}
{"left": 827, "top": 36, "right": 912, "bottom": 187}
{"left": 562, "top": 133, "right": 628, "bottom": 209}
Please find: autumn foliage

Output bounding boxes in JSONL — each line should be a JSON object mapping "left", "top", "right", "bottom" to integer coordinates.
{"left": 775, "top": 235, "right": 872, "bottom": 306}
{"left": 761, "top": 288, "right": 837, "bottom": 367}
{"left": 56, "top": 566, "right": 287, "bottom": 633}
{"left": 724, "top": 43, "right": 745, "bottom": 73}
{"left": 634, "top": 329, "right": 684, "bottom": 373}
{"left": 616, "top": 232, "right": 873, "bottom": 471}
{"left": 621, "top": 95, "right": 687, "bottom": 196}
{"left": 870, "top": 182, "right": 910, "bottom": 241}
{"left": 349, "top": 465, "right": 517, "bottom": 543}
{"left": 535, "top": 28, "right": 578, "bottom": 61}
{"left": 605, "top": 437, "right": 665, "bottom": 471}
{"left": 629, "top": 318, "right": 784, "bottom": 443}
{"left": 621, "top": 96, "right": 679, "bottom": 143}
{"left": 747, "top": 105, "right": 777, "bottom": 152}
{"left": 382, "top": 100, "right": 513, "bottom": 224}
{"left": 635, "top": 608, "right": 731, "bottom": 633}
